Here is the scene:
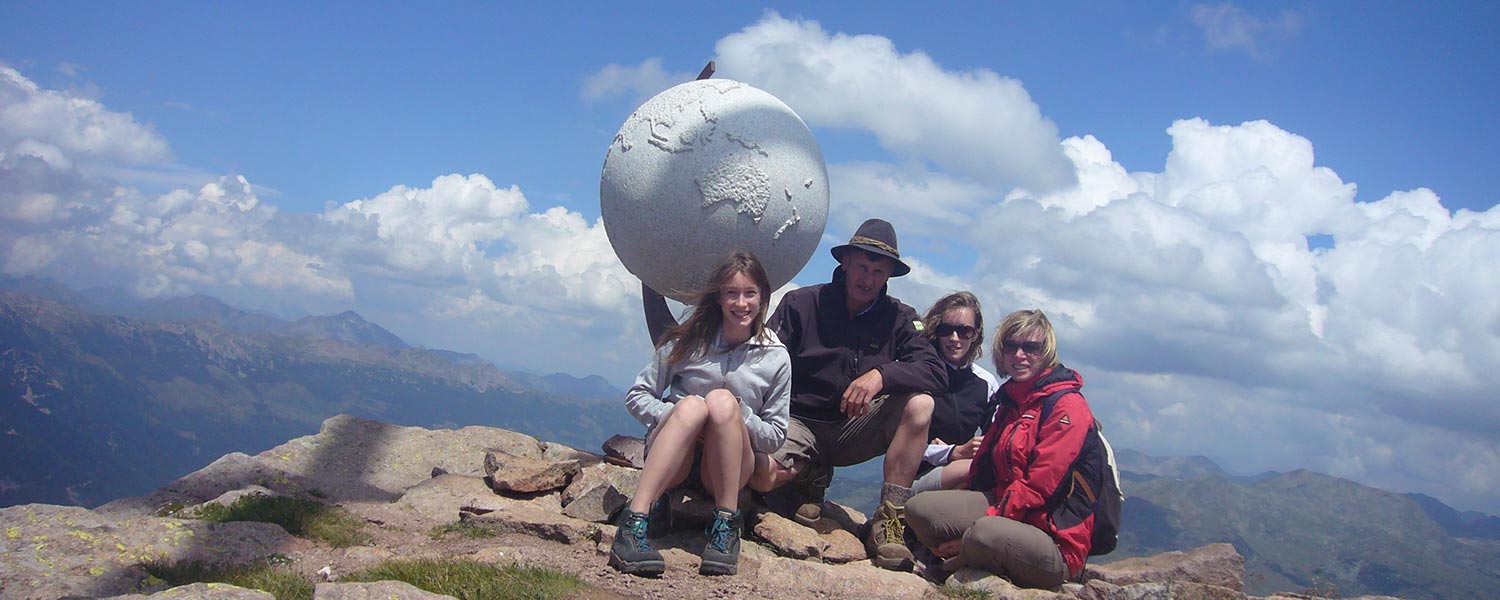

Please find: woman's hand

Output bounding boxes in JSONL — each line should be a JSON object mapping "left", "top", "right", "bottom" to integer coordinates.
{"left": 950, "top": 435, "right": 983, "bottom": 460}
{"left": 932, "top": 538, "right": 963, "bottom": 558}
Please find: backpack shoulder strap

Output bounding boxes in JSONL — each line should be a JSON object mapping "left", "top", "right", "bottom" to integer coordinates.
{"left": 1033, "top": 389, "right": 1077, "bottom": 441}
{"left": 988, "top": 387, "right": 1011, "bottom": 417}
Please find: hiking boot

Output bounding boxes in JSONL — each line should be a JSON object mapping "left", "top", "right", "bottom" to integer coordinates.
{"left": 866, "top": 501, "right": 914, "bottom": 571}
{"left": 793, "top": 501, "right": 823, "bottom": 525}
{"left": 608, "top": 509, "right": 665, "bottom": 576}
{"left": 647, "top": 493, "right": 673, "bottom": 538}
{"left": 791, "top": 461, "right": 831, "bottom": 526}
{"left": 699, "top": 507, "right": 741, "bottom": 576}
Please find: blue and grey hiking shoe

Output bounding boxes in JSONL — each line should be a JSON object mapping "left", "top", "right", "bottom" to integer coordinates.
{"left": 609, "top": 509, "right": 665, "bottom": 576}
{"left": 647, "top": 493, "right": 673, "bottom": 538}
{"left": 699, "top": 507, "right": 742, "bottom": 576}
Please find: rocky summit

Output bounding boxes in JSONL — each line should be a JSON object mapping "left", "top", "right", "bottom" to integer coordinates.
{"left": 0, "top": 415, "right": 1410, "bottom": 600}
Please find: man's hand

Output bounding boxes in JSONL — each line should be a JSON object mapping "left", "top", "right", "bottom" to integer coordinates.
{"left": 951, "top": 435, "right": 983, "bottom": 460}
{"left": 841, "top": 368, "right": 884, "bottom": 417}
{"left": 932, "top": 538, "right": 963, "bottom": 558}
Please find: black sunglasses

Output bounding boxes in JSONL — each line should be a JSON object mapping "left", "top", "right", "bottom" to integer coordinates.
{"left": 934, "top": 323, "right": 978, "bottom": 340}
{"left": 1001, "top": 339, "right": 1044, "bottom": 355}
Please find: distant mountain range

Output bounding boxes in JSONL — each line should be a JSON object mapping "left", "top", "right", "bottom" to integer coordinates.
{"left": 0, "top": 276, "right": 635, "bottom": 509}
{"left": 4, "top": 277, "right": 1499, "bottom": 599}
{"left": 830, "top": 434, "right": 1500, "bottom": 599}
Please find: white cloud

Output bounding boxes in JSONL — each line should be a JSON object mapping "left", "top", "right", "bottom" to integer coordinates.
{"left": 1190, "top": 2, "right": 1305, "bottom": 58}
{"left": 325, "top": 174, "right": 529, "bottom": 281}
{"left": 580, "top": 57, "right": 696, "bottom": 103}
{"left": 0, "top": 67, "right": 645, "bottom": 383}
{"left": 947, "top": 116, "right": 1499, "bottom": 512}
{"left": 827, "top": 162, "right": 992, "bottom": 233}
{"left": 713, "top": 13, "right": 1075, "bottom": 193}
{"left": 0, "top": 66, "right": 170, "bottom": 166}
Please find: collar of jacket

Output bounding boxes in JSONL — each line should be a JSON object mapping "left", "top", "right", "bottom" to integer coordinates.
{"left": 1001, "top": 365, "right": 1083, "bottom": 408}
{"left": 711, "top": 328, "right": 783, "bottom": 352}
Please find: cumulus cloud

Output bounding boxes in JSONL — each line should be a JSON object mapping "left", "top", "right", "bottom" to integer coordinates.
{"left": 0, "top": 67, "right": 645, "bottom": 382}
{"left": 712, "top": 13, "right": 1075, "bottom": 193}
{"left": 944, "top": 118, "right": 1500, "bottom": 512}
{"left": 0, "top": 67, "right": 170, "bottom": 167}
{"left": 0, "top": 150, "right": 350, "bottom": 303}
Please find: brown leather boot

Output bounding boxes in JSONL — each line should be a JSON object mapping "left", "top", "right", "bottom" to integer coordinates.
{"left": 866, "top": 499, "right": 914, "bottom": 571}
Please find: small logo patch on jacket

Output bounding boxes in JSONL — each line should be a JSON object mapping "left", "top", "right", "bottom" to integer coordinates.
{"left": 1058, "top": 413, "right": 1071, "bottom": 425}
{"left": 912, "top": 320, "right": 924, "bottom": 331}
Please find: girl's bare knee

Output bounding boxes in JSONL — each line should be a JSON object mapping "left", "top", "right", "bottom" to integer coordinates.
{"left": 703, "top": 389, "right": 741, "bottom": 423}
{"left": 664, "top": 394, "right": 709, "bottom": 425}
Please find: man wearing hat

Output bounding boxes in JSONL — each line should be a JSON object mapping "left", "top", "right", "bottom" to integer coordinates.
{"left": 756, "top": 218, "right": 947, "bottom": 571}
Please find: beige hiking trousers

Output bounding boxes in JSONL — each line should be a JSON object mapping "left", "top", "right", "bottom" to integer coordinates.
{"left": 906, "top": 489, "right": 1068, "bottom": 589}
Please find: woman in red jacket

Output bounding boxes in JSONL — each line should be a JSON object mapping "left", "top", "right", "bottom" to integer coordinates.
{"left": 905, "top": 309, "right": 1095, "bottom": 588}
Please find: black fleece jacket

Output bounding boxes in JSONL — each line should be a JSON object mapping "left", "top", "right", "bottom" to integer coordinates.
{"left": 767, "top": 268, "right": 947, "bottom": 422}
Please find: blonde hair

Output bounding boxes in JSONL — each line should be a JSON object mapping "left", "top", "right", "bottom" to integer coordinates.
{"left": 991, "top": 309, "right": 1059, "bottom": 372}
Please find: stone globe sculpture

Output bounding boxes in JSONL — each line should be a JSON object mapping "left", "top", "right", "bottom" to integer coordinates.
{"left": 600, "top": 78, "right": 829, "bottom": 303}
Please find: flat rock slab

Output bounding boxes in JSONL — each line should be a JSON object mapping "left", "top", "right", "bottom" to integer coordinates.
{"left": 313, "top": 580, "right": 456, "bottom": 599}
{"left": 1085, "top": 543, "right": 1243, "bottom": 591}
{"left": 753, "top": 512, "right": 824, "bottom": 560}
{"left": 601, "top": 435, "right": 646, "bottom": 468}
{"left": 484, "top": 450, "right": 580, "bottom": 494}
{"left": 742, "top": 554, "right": 930, "bottom": 599}
{"left": 947, "top": 568, "right": 1068, "bottom": 599}
{"left": 387, "top": 474, "right": 505, "bottom": 526}
{"left": 100, "top": 415, "right": 554, "bottom": 516}
{"left": 104, "top": 582, "right": 276, "bottom": 599}
{"left": 1, "top": 504, "right": 292, "bottom": 600}
{"left": 819, "top": 528, "right": 865, "bottom": 564}
{"left": 559, "top": 466, "right": 631, "bottom": 524}
{"left": 464, "top": 502, "right": 600, "bottom": 545}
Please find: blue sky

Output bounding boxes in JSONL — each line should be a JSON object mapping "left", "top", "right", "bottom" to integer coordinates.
{"left": 3, "top": 3, "right": 1499, "bottom": 514}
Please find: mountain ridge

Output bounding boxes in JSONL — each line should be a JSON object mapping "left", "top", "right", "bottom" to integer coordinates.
{"left": 0, "top": 285, "right": 635, "bottom": 509}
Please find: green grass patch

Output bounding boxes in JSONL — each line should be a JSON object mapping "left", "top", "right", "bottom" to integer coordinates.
{"left": 152, "top": 500, "right": 190, "bottom": 518}
{"left": 429, "top": 520, "right": 498, "bottom": 540}
{"left": 193, "top": 494, "right": 370, "bottom": 548}
{"left": 345, "top": 558, "right": 583, "bottom": 600}
{"left": 142, "top": 558, "right": 314, "bottom": 600}
{"left": 937, "top": 584, "right": 992, "bottom": 599}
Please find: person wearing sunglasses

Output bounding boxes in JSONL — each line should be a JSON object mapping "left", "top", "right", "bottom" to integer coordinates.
{"left": 612, "top": 251, "right": 791, "bottom": 577}
{"left": 905, "top": 309, "right": 1096, "bottom": 588}
{"left": 909, "top": 292, "right": 1000, "bottom": 495}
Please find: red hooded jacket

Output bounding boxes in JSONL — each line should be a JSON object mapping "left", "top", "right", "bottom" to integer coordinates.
{"left": 967, "top": 365, "right": 1094, "bottom": 577}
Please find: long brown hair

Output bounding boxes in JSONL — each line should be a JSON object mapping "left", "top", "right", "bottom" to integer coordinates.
{"left": 922, "top": 291, "right": 984, "bottom": 366}
{"left": 661, "top": 250, "right": 772, "bottom": 366}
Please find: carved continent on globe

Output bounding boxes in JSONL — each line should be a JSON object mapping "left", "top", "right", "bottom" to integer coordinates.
{"left": 600, "top": 79, "right": 829, "bottom": 302}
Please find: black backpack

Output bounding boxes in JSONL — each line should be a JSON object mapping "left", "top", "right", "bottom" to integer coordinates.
{"left": 1034, "top": 390, "right": 1123, "bottom": 556}
{"left": 975, "top": 383, "right": 1123, "bottom": 556}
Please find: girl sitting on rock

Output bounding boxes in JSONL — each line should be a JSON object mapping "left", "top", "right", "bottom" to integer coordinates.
{"left": 612, "top": 250, "right": 791, "bottom": 577}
